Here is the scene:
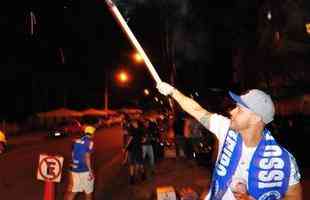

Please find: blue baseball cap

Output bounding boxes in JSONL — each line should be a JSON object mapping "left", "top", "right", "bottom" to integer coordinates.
{"left": 229, "top": 89, "right": 275, "bottom": 124}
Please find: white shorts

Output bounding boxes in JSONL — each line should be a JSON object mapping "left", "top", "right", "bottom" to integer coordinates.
{"left": 67, "top": 171, "right": 94, "bottom": 194}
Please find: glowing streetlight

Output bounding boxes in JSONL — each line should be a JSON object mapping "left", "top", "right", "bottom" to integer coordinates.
{"left": 117, "top": 71, "right": 129, "bottom": 83}
{"left": 133, "top": 52, "right": 143, "bottom": 63}
{"left": 105, "top": 70, "right": 130, "bottom": 111}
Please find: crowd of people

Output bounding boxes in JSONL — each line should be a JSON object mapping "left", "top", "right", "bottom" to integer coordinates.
{"left": 120, "top": 110, "right": 217, "bottom": 187}
{"left": 62, "top": 80, "right": 304, "bottom": 200}
{"left": 174, "top": 114, "right": 206, "bottom": 159}
{"left": 121, "top": 114, "right": 165, "bottom": 185}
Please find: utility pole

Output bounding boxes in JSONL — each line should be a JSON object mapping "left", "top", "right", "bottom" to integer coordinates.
{"left": 63, "top": 88, "right": 67, "bottom": 108}
{"left": 104, "top": 69, "right": 108, "bottom": 111}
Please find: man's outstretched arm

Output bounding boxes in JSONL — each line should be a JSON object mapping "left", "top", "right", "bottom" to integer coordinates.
{"left": 157, "top": 82, "right": 213, "bottom": 126}
{"left": 171, "top": 89, "right": 211, "bottom": 120}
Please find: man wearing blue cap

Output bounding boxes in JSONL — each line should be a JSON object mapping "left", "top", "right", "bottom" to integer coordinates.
{"left": 156, "top": 82, "right": 302, "bottom": 200}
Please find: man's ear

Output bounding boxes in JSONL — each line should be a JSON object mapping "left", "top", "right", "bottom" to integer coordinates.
{"left": 250, "top": 113, "right": 262, "bottom": 124}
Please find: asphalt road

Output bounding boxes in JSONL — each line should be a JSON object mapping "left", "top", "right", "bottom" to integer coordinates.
{"left": 1, "top": 126, "right": 310, "bottom": 199}
{"left": 0, "top": 126, "right": 123, "bottom": 200}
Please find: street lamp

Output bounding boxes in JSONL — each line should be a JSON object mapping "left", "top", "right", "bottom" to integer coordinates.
{"left": 104, "top": 70, "right": 109, "bottom": 111}
{"left": 132, "top": 52, "right": 143, "bottom": 63}
{"left": 104, "top": 70, "right": 130, "bottom": 111}
{"left": 117, "top": 71, "right": 129, "bottom": 83}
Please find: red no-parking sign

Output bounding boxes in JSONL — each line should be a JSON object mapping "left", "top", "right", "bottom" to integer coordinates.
{"left": 37, "top": 154, "right": 64, "bottom": 183}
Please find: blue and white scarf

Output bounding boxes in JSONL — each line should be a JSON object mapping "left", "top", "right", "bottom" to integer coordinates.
{"left": 210, "top": 129, "right": 291, "bottom": 200}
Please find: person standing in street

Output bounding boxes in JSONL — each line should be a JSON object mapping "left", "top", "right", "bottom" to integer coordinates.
{"left": 173, "top": 111, "right": 186, "bottom": 158}
{"left": 183, "top": 115, "right": 194, "bottom": 159}
{"left": 64, "top": 125, "right": 96, "bottom": 200}
{"left": 141, "top": 118, "right": 157, "bottom": 177}
{"left": 157, "top": 82, "right": 302, "bottom": 200}
{"left": 124, "top": 119, "right": 144, "bottom": 184}
{"left": 121, "top": 115, "right": 131, "bottom": 165}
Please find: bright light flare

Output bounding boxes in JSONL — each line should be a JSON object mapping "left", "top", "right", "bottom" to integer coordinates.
{"left": 117, "top": 71, "right": 129, "bottom": 83}
{"left": 133, "top": 53, "right": 143, "bottom": 63}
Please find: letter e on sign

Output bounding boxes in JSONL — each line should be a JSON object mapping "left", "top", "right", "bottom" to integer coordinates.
{"left": 37, "top": 154, "right": 64, "bottom": 183}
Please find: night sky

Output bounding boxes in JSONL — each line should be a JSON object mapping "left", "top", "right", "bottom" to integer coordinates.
{"left": 1, "top": 0, "right": 309, "bottom": 121}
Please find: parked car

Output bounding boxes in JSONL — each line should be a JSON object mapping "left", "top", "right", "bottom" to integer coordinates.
{"left": 81, "top": 115, "right": 102, "bottom": 128}
{"left": 48, "top": 119, "right": 83, "bottom": 138}
{"left": 0, "top": 130, "right": 7, "bottom": 154}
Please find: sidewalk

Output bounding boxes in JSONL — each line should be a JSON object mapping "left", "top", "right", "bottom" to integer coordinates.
{"left": 95, "top": 154, "right": 310, "bottom": 200}
{"left": 98, "top": 156, "right": 212, "bottom": 200}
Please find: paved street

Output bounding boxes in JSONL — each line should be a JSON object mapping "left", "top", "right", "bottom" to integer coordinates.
{"left": 98, "top": 157, "right": 211, "bottom": 200}
{"left": 0, "top": 126, "right": 123, "bottom": 200}
{"left": 1, "top": 126, "right": 310, "bottom": 199}
{"left": 97, "top": 155, "right": 310, "bottom": 200}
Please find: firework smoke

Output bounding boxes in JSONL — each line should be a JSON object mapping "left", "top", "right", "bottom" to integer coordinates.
{"left": 111, "top": 0, "right": 209, "bottom": 65}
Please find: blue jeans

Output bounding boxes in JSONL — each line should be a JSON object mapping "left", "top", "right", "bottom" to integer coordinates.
{"left": 142, "top": 145, "right": 155, "bottom": 169}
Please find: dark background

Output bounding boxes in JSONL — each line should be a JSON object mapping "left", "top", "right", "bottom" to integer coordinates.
{"left": 1, "top": 0, "right": 310, "bottom": 121}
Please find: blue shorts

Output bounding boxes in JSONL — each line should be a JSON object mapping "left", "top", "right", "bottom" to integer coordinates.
{"left": 128, "top": 151, "right": 143, "bottom": 165}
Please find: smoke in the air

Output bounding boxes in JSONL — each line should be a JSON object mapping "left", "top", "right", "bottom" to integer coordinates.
{"left": 112, "top": 0, "right": 210, "bottom": 67}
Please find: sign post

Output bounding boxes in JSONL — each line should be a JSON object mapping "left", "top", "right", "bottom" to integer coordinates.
{"left": 156, "top": 186, "right": 177, "bottom": 200}
{"left": 37, "top": 154, "right": 64, "bottom": 200}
